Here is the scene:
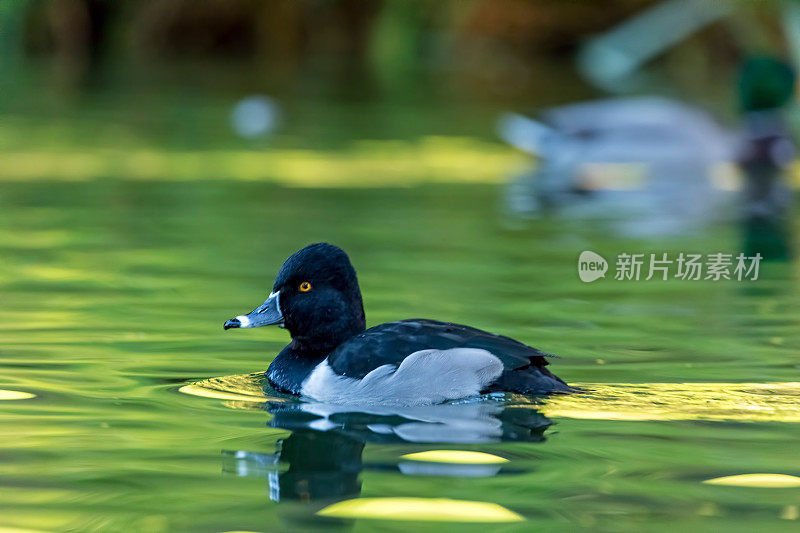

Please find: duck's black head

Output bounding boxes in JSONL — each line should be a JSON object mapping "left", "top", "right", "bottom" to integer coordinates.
{"left": 224, "top": 243, "right": 366, "bottom": 354}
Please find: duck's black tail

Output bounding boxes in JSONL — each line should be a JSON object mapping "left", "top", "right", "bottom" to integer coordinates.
{"left": 488, "top": 365, "right": 576, "bottom": 395}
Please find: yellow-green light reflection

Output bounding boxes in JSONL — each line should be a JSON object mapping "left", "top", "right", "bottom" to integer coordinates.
{"left": 400, "top": 451, "right": 508, "bottom": 464}
{"left": 703, "top": 474, "right": 800, "bottom": 488}
{"left": 181, "top": 374, "right": 800, "bottom": 423}
{"left": 541, "top": 382, "right": 800, "bottom": 422}
{"left": 0, "top": 390, "right": 36, "bottom": 401}
{"left": 316, "top": 497, "right": 524, "bottom": 522}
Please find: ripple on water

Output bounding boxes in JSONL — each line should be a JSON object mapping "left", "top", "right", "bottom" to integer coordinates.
{"left": 179, "top": 374, "right": 800, "bottom": 423}
{"left": 540, "top": 382, "right": 800, "bottom": 422}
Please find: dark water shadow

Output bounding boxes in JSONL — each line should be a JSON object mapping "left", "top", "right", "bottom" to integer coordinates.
{"left": 223, "top": 395, "right": 552, "bottom": 504}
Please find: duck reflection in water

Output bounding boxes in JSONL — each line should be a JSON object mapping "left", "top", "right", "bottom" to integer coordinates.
{"left": 222, "top": 397, "right": 552, "bottom": 503}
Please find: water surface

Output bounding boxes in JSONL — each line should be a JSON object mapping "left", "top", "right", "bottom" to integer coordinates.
{"left": 2, "top": 180, "right": 800, "bottom": 532}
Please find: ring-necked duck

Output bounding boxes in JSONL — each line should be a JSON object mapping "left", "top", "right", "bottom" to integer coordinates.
{"left": 224, "top": 243, "right": 571, "bottom": 405}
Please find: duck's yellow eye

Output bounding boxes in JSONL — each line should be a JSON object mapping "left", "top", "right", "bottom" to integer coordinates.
{"left": 299, "top": 281, "right": 312, "bottom": 292}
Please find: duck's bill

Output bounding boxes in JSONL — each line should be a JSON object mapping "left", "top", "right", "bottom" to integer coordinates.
{"left": 224, "top": 291, "right": 284, "bottom": 330}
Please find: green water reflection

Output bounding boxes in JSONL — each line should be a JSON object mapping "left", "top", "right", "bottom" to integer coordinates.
{"left": 2, "top": 179, "right": 800, "bottom": 532}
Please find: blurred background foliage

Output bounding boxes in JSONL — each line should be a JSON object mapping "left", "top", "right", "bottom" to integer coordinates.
{"left": 0, "top": 0, "right": 790, "bottom": 185}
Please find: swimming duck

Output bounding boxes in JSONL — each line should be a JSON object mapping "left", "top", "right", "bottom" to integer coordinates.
{"left": 224, "top": 243, "right": 571, "bottom": 405}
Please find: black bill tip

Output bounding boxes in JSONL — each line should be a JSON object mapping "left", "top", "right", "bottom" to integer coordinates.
{"left": 223, "top": 318, "right": 241, "bottom": 330}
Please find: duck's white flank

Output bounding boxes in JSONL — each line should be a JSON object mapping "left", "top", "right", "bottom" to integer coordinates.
{"left": 300, "top": 348, "right": 504, "bottom": 406}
